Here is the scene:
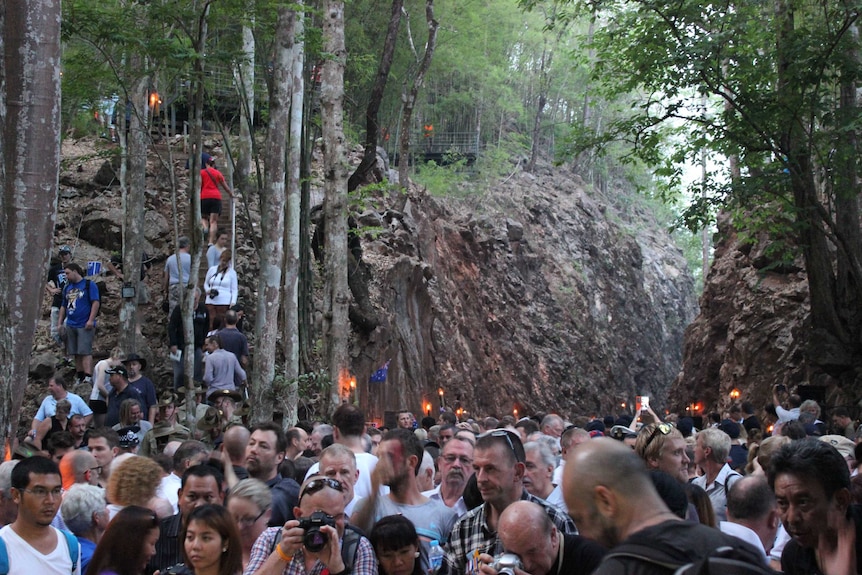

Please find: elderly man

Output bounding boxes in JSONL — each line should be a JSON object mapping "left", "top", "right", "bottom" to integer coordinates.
{"left": 479, "top": 501, "right": 605, "bottom": 575}
{"left": 60, "top": 484, "right": 108, "bottom": 574}
{"left": 0, "top": 461, "right": 19, "bottom": 527}
{"left": 441, "top": 430, "right": 576, "bottom": 575}
{"left": 540, "top": 414, "right": 565, "bottom": 438}
{"left": 564, "top": 438, "right": 763, "bottom": 574}
{"left": 691, "top": 426, "right": 741, "bottom": 521}
{"left": 244, "top": 475, "right": 377, "bottom": 575}
{"left": 523, "top": 441, "right": 566, "bottom": 511}
{"left": 769, "top": 437, "right": 861, "bottom": 575}
{"left": 423, "top": 436, "right": 474, "bottom": 516}
{"left": 59, "top": 451, "right": 101, "bottom": 490}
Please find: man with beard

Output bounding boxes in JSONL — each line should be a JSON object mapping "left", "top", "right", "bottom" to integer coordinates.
{"left": 564, "top": 438, "right": 762, "bottom": 575}
{"left": 352, "top": 429, "right": 458, "bottom": 572}
{"left": 768, "top": 438, "right": 861, "bottom": 575}
{"left": 423, "top": 436, "right": 474, "bottom": 516}
{"left": 0, "top": 457, "right": 80, "bottom": 574}
{"left": 440, "top": 430, "right": 575, "bottom": 575}
{"left": 246, "top": 422, "right": 300, "bottom": 526}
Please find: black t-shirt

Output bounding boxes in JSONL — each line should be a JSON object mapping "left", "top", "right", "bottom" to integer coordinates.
{"left": 556, "top": 533, "right": 607, "bottom": 575}
{"left": 47, "top": 262, "right": 67, "bottom": 307}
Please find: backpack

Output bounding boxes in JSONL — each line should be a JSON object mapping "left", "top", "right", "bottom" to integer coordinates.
{"left": 270, "top": 523, "right": 364, "bottom": 568}
{"left": 0, "top": 528, "right": 80, "bottom": 574}
{"left": 603, "top": 543, "right": 775, "bottom": 575}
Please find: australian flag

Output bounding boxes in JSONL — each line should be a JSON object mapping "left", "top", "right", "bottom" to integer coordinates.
{"left": 369, "top": 360, "right": 390, "bottom": 384}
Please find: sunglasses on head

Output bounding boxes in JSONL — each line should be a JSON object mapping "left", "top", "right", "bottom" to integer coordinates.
{"left": 299, "top": 477, "right": 343, "bottom": 502}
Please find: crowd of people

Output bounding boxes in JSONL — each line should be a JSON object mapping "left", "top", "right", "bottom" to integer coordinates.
{"left": 3, "top": 381, "right": 862, "bottom": 574}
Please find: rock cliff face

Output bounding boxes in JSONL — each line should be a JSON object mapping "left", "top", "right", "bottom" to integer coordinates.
{"left": 351, "top": 168, "right": 698, "bottom": 420}
{"left": 668, "top": 213, "right": 860, "bottom": 418}
{"left": 34, "top": 139, "right": 696, "bottom": 426}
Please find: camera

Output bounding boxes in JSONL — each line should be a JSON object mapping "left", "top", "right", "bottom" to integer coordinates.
{"left": 208, "top": 289, "right": 219, "bottom": 298}
{"left": 164, "top": 564, "right": 194, "bottom": 575}
{"left": 491, "top": 553, "right": 523, "bottom": 575}
{"left": 776, "top": 383, "right": 787, "bottom": 393}
{"left": 298, "top": 511, "right": 336, "bottom": 552}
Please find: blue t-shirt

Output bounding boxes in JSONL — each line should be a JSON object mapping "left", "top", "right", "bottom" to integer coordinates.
{"left": 62, "top": 279, "right": 100, "bottom": 328}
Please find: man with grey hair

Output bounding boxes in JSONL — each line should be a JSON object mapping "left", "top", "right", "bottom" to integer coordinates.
{"left": 524, "top": 441, "right": 566, "bottom": 511}
{"left": 692, "top": 427, "right": 741, "bottom": 521}
{"left": 59, "top": 451, "right": 101, "bottom": 490}
{"left": 60, "top": 484, "right": 108, "bottom": 575}
{"left": 309, "top": 424, "right": 333, "bottom": 458}
{"left": 0, "top": 460, "right": 18, "bottom": 527}
{"left": 540, "top": 414, "right": 565, "bottom": 438}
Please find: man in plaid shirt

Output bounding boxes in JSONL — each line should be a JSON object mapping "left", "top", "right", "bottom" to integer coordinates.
{"left": 439, "top": 430, "right": 577, "bottom": 575}
{"left": 244, "top": 476, "right": 377, "bottom": 575}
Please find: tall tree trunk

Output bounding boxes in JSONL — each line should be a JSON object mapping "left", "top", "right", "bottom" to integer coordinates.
{"left": 235, "top": 10, "right": 255, "bottom": 196}
{"left": 398, "top": 0, "right": 439, "bottom": 189}
{"left": 282, "top": 1, "right": 305, "bottom": 427}
{"left": 252, "top": 6, "right": 292, "bottom": 425}
{"left": 321, "top": 0, "right": 350, "bottom": 408}
{"left": 182, "top": 3, "right": 210, "bottom": 424}
{"left": 0, "top": 0, "right": 61, "bottom": 448}
{"left": 348, "top": 0, "right": 403, "bottom": 192}
{"left": 119, "top": 73, "right": 149, "bottom": 354}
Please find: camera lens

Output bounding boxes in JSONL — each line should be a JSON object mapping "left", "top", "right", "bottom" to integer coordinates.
{"left": 303, "top": 528, "right": 329, "bottom": 552}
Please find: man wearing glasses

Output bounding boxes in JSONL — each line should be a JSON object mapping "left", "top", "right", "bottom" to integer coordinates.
{"left": 441, "top": 430, "right": 576, "bottom": 575}
{"left": 0, "top": 456, "right": 81, "bottom": 574}
{"left": 423, "top": 436, "right": 475, "bottom": 516}
{"left": 245, "top": 475, "right": 377, "bottom": 575}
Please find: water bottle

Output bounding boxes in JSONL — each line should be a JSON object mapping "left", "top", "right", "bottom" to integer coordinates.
{"left": 428, "top": 539, "right": 444, "bottom": 575}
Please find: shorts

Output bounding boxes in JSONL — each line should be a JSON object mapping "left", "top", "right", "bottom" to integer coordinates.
{"left": 89, "top": 399, "right": 108, "bottom": 414}
{"left": 201, "top": 198, "right": 222, "bottom": 217}
{"left": 65, "top": 325, "right": 96, "bottom": 356}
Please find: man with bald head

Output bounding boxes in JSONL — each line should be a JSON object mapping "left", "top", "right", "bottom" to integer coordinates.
{"left": 564, "top": 438, "right": 763, "bottom": 574}
{"left": 59, "top": 450, "right": 101, "bottom": 489}
{"left": 479, "top": 501, "right": 605, "bottom": 575}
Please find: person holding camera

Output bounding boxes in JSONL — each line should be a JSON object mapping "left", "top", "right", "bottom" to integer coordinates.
{"left": 244, "top": 475, "right": 377, "bottom": 575}
{"left": 205, "top": 249, "right": 238, "bottom": 331}
{"left": 477, "top": 501, "right": 604, "bottom": 575}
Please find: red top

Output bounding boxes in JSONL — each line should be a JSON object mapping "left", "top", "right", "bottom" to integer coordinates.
{"left": 200, "top": 167, "right": 225, "bottom": 200}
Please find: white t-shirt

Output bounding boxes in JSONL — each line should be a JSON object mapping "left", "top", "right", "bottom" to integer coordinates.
{"left": 0, "top": 525, "right": 79, "bottom": 575}
{"left": 305, "top": 451, "right": 381, "bottom": 500}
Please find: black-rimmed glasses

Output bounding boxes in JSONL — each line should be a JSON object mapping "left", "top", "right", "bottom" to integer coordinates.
{"left": 237, "top": 507, "right": 269, "bottom": 527}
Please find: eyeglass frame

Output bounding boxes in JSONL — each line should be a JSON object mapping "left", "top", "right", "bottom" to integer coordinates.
{"left": 236, "top": 506, "right": 270, "bottom": 527}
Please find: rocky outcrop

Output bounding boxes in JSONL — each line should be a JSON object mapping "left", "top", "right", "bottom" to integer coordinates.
{"left": 350, "top": 168, "right": 698, "bottom": 418}
{"left": 668, "top": 212, "right": 861, "bottom": 418}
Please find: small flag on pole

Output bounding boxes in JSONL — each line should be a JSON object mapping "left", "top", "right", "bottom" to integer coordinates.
{"left": 369, "top": 360, "right": 390, "bottom": 384}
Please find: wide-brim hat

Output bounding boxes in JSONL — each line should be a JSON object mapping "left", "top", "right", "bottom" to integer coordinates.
{"left": 158, "top": 390, "right": 179, "bottom": 406}
{"left": 208, "top": 388, "right": 242, "bottom": 405}
{"left": 122, "top": 353, "right": 147, "bottom": 370}
{"left": 177, "top": 382, "right": 204, "bottom": 395}
{"left": 196, "top": 406, "right": 223, "bottom": 431}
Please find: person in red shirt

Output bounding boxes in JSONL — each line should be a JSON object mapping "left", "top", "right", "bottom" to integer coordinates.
{"left": 200, "top": 153, "right": 234, "bottom": 245}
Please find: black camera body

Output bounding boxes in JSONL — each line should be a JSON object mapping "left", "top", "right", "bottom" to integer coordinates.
{"left": 164, "top": 564, "right": 194, "bottom": 575}
{"left": 208, "top": 289, "right": 219, "bottom": 298}
{"left": 298, "top": 511, "right": 336, "bottom": 552}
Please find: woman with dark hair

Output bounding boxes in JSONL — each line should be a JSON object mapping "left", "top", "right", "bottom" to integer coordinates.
{"left": 28, "top": 398, "right": 71, "bottom": 451}
{"left": 182, "top": 504, "right": 242, "bottom": 575}
{"left": 87, "top": 505, "right": 160, "bottom": 575}
{"left": 369, "top": 515, "right": 424, "bottom": 575}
